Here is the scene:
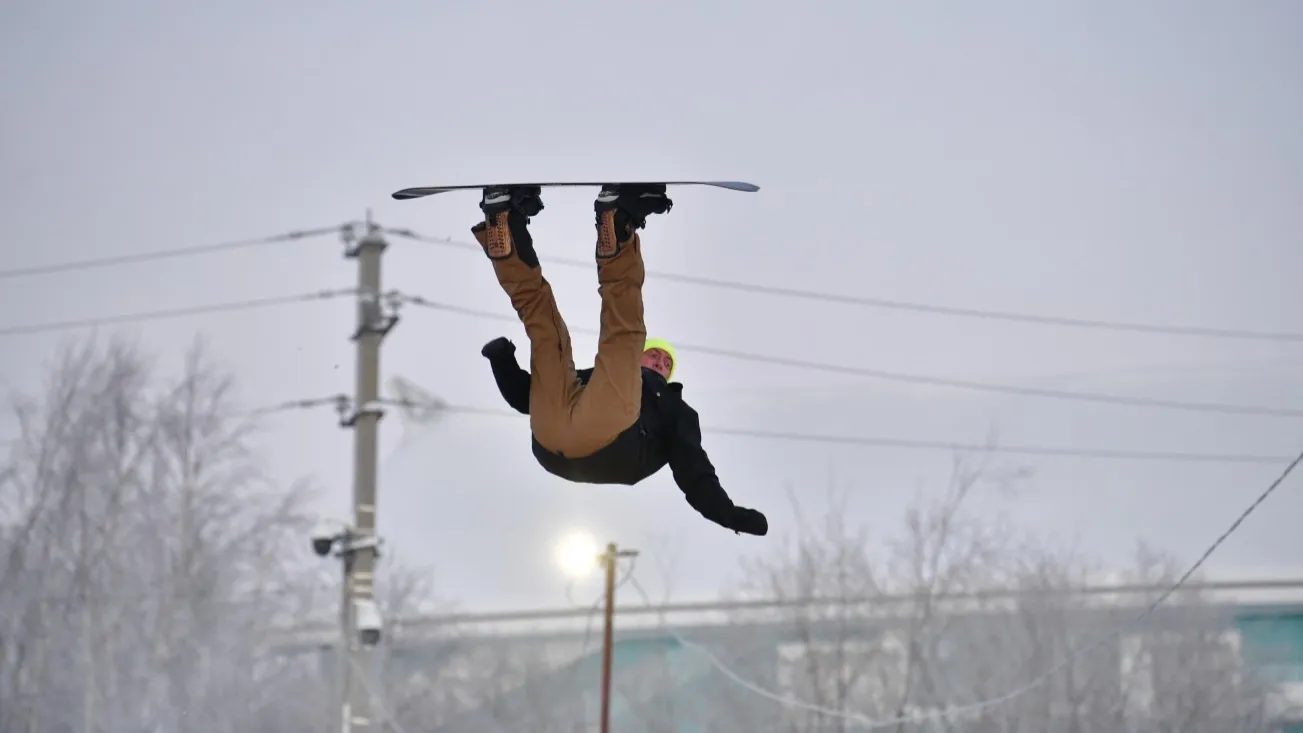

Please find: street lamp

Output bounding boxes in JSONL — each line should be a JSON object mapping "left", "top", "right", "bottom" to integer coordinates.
{"left": 554, "top": 530, "right": 600, "bottom": 579}
{"left": 553, "top": 532, "right": 638, "bottom": 733}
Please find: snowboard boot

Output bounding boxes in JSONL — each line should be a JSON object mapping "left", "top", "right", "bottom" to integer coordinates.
{"left": 594, "top": 184, "right": 673, "bottom": 260}
{"left": 471, "top": 185, "right": 544, "bottom": 268}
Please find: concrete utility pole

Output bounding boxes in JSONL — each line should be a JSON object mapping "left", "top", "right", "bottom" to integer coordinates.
{"left": 336, "top": 215, "right": 399, "bottom": 733}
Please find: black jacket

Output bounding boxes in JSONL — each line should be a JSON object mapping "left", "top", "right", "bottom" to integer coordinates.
{"left": 486, "top": 354, "right": 747, "bottom": 532}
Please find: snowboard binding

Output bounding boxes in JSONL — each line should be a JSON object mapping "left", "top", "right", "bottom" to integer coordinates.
{"left": 595, "top": 184, "right": 673, "bottom": 231}
{"left": 479, "top": 185, "right": 545, "bottom": 219}
{"left": 595, "top": 184, "right": 673, "bottom": 259}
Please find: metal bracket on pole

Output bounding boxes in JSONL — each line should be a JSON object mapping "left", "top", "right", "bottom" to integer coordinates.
{"left": 350, "top": 288, "right": 400, "bottom": 342}
{"left": 338, "top": 534, "right": 384, "bottom": 558}
{"left": 339, "top": 398, "right": 386, "bottom": 429}
{"left": 340, "top": 212, "right": 388, "bottom": 259}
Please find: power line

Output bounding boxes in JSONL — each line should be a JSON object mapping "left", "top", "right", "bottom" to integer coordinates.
{"left": 2, "top": 284, "right": 1293, "bottom": 419}
{"left": 629, "top": 441, "right": 1303, "bottom": 728}
{"left": 386, "top": 228, "right": 1303, "bottom": 343}
{"left": 326, "top": 578, "right": 1303, "bottom": 632}
{"left": 395, "top": 294, "right": 1303, "bottom": 419}
{"left": 0, "top": 289, "right": 356, "bottom": 338}
{"left": 0, "top": 225, "right": 346, "bottom": 281}
{"left": 0, "top": 395, "right": 348, "bottom": 451}
{"left": 379, "top": 398, "right": 1296, "bottom": 465}
{"left": 238, "top": 394, "right": 350, "bottom": 419}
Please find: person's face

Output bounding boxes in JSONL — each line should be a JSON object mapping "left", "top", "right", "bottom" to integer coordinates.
{"left": 641, "top": 348, "right": 673, "bottom": 380}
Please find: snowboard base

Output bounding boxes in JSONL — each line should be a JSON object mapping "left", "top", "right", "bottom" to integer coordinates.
{"left": 391, "top": 180, "right": 759, "bottom": 201}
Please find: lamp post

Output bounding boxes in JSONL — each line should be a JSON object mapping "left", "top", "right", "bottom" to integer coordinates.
{"left": 554, "top": 532, "right": 638, "bottom": 733}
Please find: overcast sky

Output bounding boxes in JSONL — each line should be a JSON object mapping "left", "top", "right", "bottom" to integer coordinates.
{"left": 2, "top": 1, "right": 1301, "bottom": 612}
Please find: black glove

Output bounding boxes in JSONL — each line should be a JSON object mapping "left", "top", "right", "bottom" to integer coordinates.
{"left": 730, "top": 506, "right": 768, "bottom": 536}
{"left": 481, "top": 336, "right": 516, "bottom": 360}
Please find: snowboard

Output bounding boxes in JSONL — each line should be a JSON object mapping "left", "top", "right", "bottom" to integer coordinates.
{"left": 391, "top": 180, "right": 759, "bottom": 201}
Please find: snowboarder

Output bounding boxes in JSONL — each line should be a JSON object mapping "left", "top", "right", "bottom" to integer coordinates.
{"left": 472, "top": 184, "right": 768, "bottom": 537}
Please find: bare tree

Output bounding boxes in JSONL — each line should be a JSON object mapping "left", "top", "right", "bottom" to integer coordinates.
{"left": 928, "top": 539, "right": 1275, "bottom": 733}
{"left": 0, "top": 336, "right": 326, "bottom": 733}
{"left": 368, "top": 550, "right": 479, "bottom": 733}
{"left": 717, "top": 455, "right": 1026, "bottom": 733}
{"left": 1099, "top": 544, "right": 1270, "bottom": 733}
{"left": 875, "top": 454, "right": 1028, "bottom": 731}
{"left": 721, "top": 451, "right": 1275, "bottom": 733}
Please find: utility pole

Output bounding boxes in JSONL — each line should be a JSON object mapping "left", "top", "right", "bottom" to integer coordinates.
{"left": 599, "top": 542, "right": 639, "bottom": 733}
{"left": 336, "top": 214, "right": 399, "bottom": 733}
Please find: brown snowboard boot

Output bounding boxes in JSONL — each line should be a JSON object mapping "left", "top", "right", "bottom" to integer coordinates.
{"left": 470, "top": 185, "right": 544, "bottom": 267}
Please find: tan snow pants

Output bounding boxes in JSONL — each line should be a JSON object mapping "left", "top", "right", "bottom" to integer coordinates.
{"left": 478, "top": 209, "right": 647, "bottom": 458}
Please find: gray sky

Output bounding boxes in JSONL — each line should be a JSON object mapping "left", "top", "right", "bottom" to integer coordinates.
{"left": 3, "top": 1, "right": 1301, "bottom": 612}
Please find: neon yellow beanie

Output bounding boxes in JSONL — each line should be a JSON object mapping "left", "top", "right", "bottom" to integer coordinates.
{"left": 644, "top": 337, "right": 678, "bottom": 381}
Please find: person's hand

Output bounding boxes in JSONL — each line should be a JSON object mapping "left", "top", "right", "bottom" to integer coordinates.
{"left": 730, "top": 506, "right": 768, "bottom": 536}
{"left": 481, "top": 336, "right": 515, "bottom": 360}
